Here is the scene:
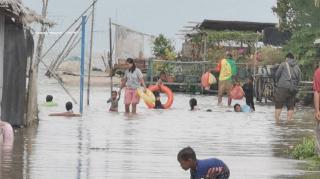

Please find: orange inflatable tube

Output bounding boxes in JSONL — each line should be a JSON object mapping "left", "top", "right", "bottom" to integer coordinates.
{"left": 201, "top": 72, "right": 210, "bottom": 88}
{"left": 201, "top": 72, "right": 216, "bottom": 90}
{"left": 146, "top": 84, "right": 174, "bottom": 109}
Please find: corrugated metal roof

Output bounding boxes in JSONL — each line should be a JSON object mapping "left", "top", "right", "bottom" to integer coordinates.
{"left": 199, "top": 19, "right": 276, "bottom": 32}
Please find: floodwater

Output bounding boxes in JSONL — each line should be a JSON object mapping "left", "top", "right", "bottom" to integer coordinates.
{"left": 1, "top": 76, "right": 320, "bottom": 179}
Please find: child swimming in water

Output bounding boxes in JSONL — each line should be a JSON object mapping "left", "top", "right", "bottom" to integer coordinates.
{"left": 44, "top": 94, "right": 58, "bottom": 107}
{"left": 49, "top": 101, "right": 81, "bottom": 117}
{"left": 189, "top": 98, "right": 199, "bottom": 111}
{"left": 189, "top": 98, "right": 212, "bottom": 112}
{"left": 233, "top": 103, "right": 251, "bottom": 112}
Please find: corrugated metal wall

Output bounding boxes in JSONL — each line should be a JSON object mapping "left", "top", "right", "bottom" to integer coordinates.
{"left": 1, "top": 18, "right": 28, "bottom": 126}
{"left": 0, "top": 15, "right": 4, "bottom": 116}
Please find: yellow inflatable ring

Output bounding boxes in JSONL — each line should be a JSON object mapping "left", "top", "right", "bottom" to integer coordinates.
{"left": 137, "top": 88, "right": 155, "bottom": 105}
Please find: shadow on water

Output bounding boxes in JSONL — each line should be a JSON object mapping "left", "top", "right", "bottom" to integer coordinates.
{"left": 1, "top": 78, "right": 320, "bottom": 178}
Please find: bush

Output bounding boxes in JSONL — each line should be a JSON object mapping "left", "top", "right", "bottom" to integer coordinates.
{"left": 291, "top": 137, "right": 316, "bottom": 159}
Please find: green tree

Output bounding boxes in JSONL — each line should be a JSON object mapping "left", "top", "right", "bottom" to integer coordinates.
{"left": 152, "top": 34, "right": 176, "bottom": 60}
{"left": 273, "top": 0, "right": 320, "bottom": 31}
{"left": 273, "top": 0, "right": 320, "bottom": 80}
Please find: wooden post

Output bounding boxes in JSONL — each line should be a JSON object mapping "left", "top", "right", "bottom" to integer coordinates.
{"left": 316, "top": 121, "right": 320, "bottom": 156}
{"left": 109, "top": 18, "right": 113, "bottom": 96}
{"left": 25, "top": 0, "right": 49, "bottom": 126}
{"left": 87, "top": 0, "right": 96, "bottom": 105}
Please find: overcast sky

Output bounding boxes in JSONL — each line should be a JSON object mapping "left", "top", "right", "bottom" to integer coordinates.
{"left": 23, "top": 0, "right": 278, "bottom": 51}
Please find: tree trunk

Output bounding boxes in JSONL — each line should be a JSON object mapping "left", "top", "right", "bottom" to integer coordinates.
{"left": 25, "top": 0, "right": 49, "bottom": 126}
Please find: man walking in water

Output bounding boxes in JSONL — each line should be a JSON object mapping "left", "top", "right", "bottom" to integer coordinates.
{"left": 215, "top": 52, "right": 237, "bottom": 106}
{"left": 274, "top": 53, "right": 301, "bottom": 122}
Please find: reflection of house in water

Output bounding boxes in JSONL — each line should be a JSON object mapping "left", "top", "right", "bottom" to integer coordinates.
{"left": 0, "top": 1, "right": 51, "bottom": 126}
{"left": 181, "top": 19, "right": 290, "bottom": 60}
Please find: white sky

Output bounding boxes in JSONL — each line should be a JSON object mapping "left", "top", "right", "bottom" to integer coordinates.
{"left": 23, "top": 0, "right": 278, "bottom": 51}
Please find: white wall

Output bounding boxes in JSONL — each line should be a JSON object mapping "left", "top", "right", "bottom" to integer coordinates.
{"left": 0, "top": 15, "right": 4, "bottom": 116}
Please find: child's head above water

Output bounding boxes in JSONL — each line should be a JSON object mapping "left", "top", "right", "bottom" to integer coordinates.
{"left": 111, "top": 91, "right": 118, "bottom": 99}
{"left": 189, "top": 98, "right": 197, "bottom": 110}
{"left": 234, "top": 103, "right": 241, "bottom": 112}
{"left": 177, "top": 146, "right": 197, "bottom": 170}
{"left": 46, "top": 95, "right": 53, "bottom": 102}
{"left": 65, "top": 101, "right": 73, "bottom": 112}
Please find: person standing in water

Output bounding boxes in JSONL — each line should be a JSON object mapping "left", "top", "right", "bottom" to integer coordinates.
{"left": 242, "top": 76, "right": 255, "bottom": 111}
{"left": 214, "top": 52, "right": 237, "bottom": 106}
{"left": 274, "top": 53, "right": 301, "bottom": 122}
{"left": 119, "top": 58, "right": 147, "bottom": 113}
{"left": 107, "top": 91, "right": 121, "bottom": 112}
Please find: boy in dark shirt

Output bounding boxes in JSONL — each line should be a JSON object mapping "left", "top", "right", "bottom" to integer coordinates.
{"left": 177, "top": 147, "right": 230, "bottom": 179}
{"left": 242, "top": 76, "right": 255, "bottom": 111}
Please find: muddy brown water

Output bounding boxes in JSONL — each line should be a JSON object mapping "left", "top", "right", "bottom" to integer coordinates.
{"left": 1, "top": 77, "right": 320, "bottom": 179}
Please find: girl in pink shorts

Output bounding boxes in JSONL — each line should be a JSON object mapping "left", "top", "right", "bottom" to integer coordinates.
{"left": 119, "top": 58, "right": 147, "bottom": 113}
{"left": 124, "top": 88, "right": 140, "bottom": 105}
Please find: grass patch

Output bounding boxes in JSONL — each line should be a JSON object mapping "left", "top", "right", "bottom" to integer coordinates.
{"left": 289, "top": 137, "right": 320, "bottom": 171}
{"left": 291, "top": 137, "right": 316, "bottom": 160}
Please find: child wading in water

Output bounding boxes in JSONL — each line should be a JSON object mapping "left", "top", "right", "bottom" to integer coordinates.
{"left": 107, "top": 91, "right": 121, "bottom": 112}
{"left": 177, "top": 147, "right": 230, "bottom": 179}
{"left": 153, "top": 91, "right": 163, "bottom": 109}
{"left": 242, "top": 76, "right": 255, "bottom": 111}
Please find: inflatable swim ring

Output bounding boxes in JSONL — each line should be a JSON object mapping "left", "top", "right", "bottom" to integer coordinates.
{"left": 137, "top": 88, "right": 156, "bottom": 105}
{"left": 146, "top": 84, "right": 173, "bottom": 109}
{"left": 201, "top": 72, "right": 216, "bottom": 90}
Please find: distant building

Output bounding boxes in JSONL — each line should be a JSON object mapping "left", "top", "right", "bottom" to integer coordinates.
{"left": 182, "top": 19, "right": 290, "bottom": 59}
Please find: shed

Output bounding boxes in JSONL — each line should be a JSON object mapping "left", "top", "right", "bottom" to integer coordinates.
{"left": 0, "top": 0, "right": 50, "bottom": 126}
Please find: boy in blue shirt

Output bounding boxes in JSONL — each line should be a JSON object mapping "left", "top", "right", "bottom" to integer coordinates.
{"left": 177, "top": 147, "right": 230, "bottom": 179}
